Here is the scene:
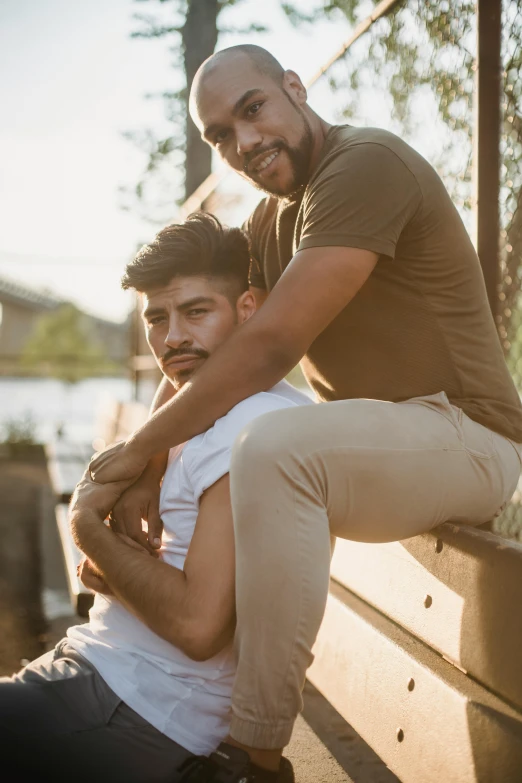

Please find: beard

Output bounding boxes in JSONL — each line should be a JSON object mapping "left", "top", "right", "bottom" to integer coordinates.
{"left": 161, "top": 345, "right": 209, "bottom": 391}
{"left": 243, "top": 100, "right": 314, "bottom": 199}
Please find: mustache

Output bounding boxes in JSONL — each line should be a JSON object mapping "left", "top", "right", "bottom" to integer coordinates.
{"left": 161, "top": 347, "right": 209, "bottom": 366}
{"left": 243, "top": 141, "right": 286, "bottom": 175}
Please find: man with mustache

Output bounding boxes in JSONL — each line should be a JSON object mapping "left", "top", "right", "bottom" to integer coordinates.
{"left": 0, "top": 213, "right": 309, "bottom": 782}
{"left": 90, "top": 45, "right": 522, "bottom": 782}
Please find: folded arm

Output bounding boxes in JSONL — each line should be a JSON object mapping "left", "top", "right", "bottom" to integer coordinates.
{"left": 70, "top": 473, "right": 235, "bottom": 661}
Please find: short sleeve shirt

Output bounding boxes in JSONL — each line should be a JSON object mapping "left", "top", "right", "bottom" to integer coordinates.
{"left": 245, "top": 126, "right": 522, "bottom": 442}
{"left": 67, "top": 381, "right": 312, "bottom": 755}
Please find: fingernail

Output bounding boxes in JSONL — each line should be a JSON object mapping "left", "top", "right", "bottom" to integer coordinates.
{"left": 153, "top": 537, "right": 161, "bottom": 547}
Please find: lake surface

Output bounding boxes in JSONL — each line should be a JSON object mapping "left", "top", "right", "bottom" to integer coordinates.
{"left": 0, "top": 375, "right": 314, "bottom": 447}
{"left": 0, "top": 377, "right": 134, "bottom": 445}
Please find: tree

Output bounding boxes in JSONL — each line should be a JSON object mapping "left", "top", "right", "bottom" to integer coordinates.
{"left": 20, "top": 304, "right": 116, "bottom": 384}
{"left": 122, "top": 0, "right": 266, "bottom": 222}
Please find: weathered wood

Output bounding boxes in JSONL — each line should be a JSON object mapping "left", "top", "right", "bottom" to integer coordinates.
{"left": 94, "top": 400, "right": 149, "bottom": 447}
{"left": 309, "top": 581, "right": 522, "bottom": 783}
{"left": 113, "top": 401, "right": 147, "bottom": 442}
{"left": 45, "top": 440, "right": 93, "bottom": 501}
{"left": 55, "top": 504, "right": 93, "bottom": 617}
{"left": 46, "top": 441, "right": 94, "bottom": 616}
{"left": 330, "top": 523, "right": 522, "bottom": 713}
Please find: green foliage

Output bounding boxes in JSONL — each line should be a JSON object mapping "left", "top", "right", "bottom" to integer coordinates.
{"left": 122, "top": 0, "right": 236, "bottom": 221}
{"left": 123, "top": 0, "right": 269, "bottom": 222}
{"left": 0, "top": 413, "right": 37, "bottom": 445}
{"left": 282, "top": 0, "right": 360, "bottom": 26}
{"left": 20, "top": 304, "right": 116, "bottom": 384}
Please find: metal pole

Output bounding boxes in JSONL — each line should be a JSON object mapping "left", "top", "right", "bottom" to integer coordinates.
{"left": 475, "top": 0, "right": 502, "bottom": 319}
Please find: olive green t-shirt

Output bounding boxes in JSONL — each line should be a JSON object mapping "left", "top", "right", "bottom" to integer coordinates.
{"left": 245, "top": 125, "right": 522, "bottom": 441}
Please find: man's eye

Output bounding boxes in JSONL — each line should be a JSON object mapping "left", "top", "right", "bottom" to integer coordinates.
{"left": 214, "top": 130, "right": 228, "bottom": 145}
{"left": 187, "top": 309, "right": 207, "bottom": 316}
{"left": 247, "top": 102, "right": 263, "bottom": 116}
{"left": 147, "top": 316, "right": 165, "bottom": 326}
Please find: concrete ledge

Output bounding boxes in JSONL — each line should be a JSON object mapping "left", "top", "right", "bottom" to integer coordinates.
{"left": 309, "top": 580, "right": 522, "bottom": 783}
{"left": 331, "top": 524, "right": 522, "bottom": 712}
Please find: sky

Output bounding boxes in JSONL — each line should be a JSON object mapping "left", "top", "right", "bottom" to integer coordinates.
{"left": 0, "top": 0, "right": 362, "bottom": 323}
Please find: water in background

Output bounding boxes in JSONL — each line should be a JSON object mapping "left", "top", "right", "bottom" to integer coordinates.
{"left": 0, "top": 377, "right": 133, "bottom": 445}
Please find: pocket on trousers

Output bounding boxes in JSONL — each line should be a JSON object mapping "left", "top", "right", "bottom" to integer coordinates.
{"left": 430, "top": 391, "right": 496, "bottom": 460}
{"left": 405, "top": 391, "right": 496, "bottom": 460}
{"left": 45, "top": 644, "right": 123, "bottom": 731}
{"left": 451, "top": 405, "right": 496, "bottom": 460}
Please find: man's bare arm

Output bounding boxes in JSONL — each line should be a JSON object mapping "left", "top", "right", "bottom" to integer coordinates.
{"left": 90, "top": 246, "right": 377, "bottom": 482}
{"left": 107, "top": 376, "right": 175, "bottom": 546}
{"left": 71, "top": 474, "right": 236, "bottom": 661}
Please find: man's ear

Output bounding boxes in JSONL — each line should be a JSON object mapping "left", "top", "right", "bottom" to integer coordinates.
{"left": 236, "top": 290, "right": 256, "bottom": 324}
{"left": 282, "top": 70, "right": 307, "bottom": 106}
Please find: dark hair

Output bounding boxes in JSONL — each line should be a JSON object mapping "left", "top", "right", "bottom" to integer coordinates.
{"left": 121, "top": 212, "right": 250, "bottom": 299}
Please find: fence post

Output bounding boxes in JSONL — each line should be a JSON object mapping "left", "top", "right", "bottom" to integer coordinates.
{"left": 475, "top": 0, "right": 502, "bottom": 320}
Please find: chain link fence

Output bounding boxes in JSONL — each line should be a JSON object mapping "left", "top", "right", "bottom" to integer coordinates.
{"left": 496, "top": 0, "right": 522, "bottom": 539}
{"left": 186, "top": 0, "right": 522, "bottom": 539}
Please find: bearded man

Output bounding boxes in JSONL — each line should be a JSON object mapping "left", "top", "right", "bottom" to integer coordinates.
{"left": 90, "top": 46, "right": 522, "bottom": 783}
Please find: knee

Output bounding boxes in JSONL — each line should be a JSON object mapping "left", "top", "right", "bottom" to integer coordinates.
{"left": 231, "top": 409, "right": 290, "bottom": 475}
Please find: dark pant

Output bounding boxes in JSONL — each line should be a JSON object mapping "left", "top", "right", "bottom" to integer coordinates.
{"left": 0, "top": 640, "right": 195, "bottom": 782}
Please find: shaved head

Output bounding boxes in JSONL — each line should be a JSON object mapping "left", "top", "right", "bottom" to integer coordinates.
{"left": 189, "top": 45, "right": 321, "bottom": 198}
{"left": 194, "top": 45, "right": 285, "bottom": 91}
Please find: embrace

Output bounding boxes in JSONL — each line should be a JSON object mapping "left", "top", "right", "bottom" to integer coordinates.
{"left": 2, "top": 45, "right": 521, "bottom": 783}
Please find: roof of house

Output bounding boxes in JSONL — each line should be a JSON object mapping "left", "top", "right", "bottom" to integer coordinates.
{"left": 0, "top": 275, "right": 63, "bottom": 312}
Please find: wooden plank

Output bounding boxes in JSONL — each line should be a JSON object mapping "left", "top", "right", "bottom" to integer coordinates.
{"left": 93, "top": 398, "right": 122, "bottom": 448}
{"left": 330, "top": 523, "right": 522, "bottom": 713}
{"left": 45, "top": 440, "right": 92, "bottom": 501}
{"left": 309, "top": 581, "right": 522, "bottom": 783}
{"left": 55, "top": 504, "right": 94, "bottom": 617}
{"left": 93, "top": 400, "right": 148, "bottom": 447}
{"left": 114, "top": 401, "right": 148, "bottom": 441}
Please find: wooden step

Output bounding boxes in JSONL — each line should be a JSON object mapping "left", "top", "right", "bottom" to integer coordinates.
{"left": 308, "top": 579, "right": 522, "bottom": 783}
{"left": 330, "top": 524, "right": 522, "bottom": 712}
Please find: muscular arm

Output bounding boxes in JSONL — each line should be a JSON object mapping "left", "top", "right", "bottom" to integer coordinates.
{"left": 91, "top": 247, "right": 376, "bottom": 483}
{"left": 71, "top": 474, "right": 235, "bottom": 661}
{"left": 138, "top": 248, "right": 376, "bottom": 450}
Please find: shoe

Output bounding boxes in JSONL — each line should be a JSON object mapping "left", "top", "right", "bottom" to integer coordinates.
{"left": 176, "top": 742, "right": 295, "bottom": 782}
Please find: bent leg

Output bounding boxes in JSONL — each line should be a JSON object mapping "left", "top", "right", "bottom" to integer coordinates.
{"left": 229, "top": 392, "right": 521, "bottom": 748}
{"left": 0, "top": 641, "right": 194, "bottom": 782}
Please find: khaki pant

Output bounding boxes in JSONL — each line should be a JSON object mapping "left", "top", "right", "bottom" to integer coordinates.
{"left": 229, "top": 392, "right": 522, "bottom": 748}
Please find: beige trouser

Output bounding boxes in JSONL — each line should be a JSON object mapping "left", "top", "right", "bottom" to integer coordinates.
{"left": 228, "top": 392, "right": 522, "bottom": 749}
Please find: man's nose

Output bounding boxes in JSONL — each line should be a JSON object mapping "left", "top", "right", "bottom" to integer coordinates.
{"left": 165, "top": 316, "right": 191, "bottom": 349}
{"left": 236, "top": 122, "right": 262, "bottom": 157}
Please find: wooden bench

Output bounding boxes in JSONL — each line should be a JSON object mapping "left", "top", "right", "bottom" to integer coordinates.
{"left": 45, "top": 401, "right": 149, "bottom": 617}
{"left": 45, "top": 439, "right": 96, "bottom": 616}
{"left": 45, "top": 400, "right": 522, "bottom": 779}
{"left": 308, "top": 523, "right": 522, "bottom": 781}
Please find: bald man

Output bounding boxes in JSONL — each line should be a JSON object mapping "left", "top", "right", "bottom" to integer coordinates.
{"left": 90, "top": 46, "right": 522, "bottom": 782}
